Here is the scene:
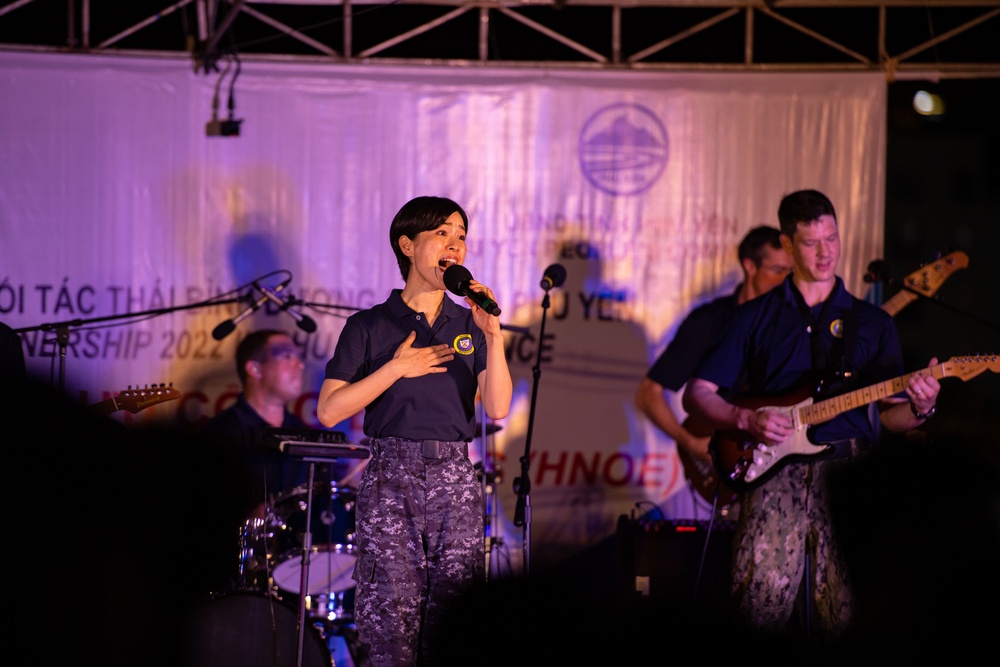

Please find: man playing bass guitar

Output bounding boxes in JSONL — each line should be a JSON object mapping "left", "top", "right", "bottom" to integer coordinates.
{"left": 682, "top": 189, "right": 941, "bottom": 642}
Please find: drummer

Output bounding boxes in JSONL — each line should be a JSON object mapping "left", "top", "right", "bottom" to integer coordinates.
{"left": 200, "top": 328, "right": 313, "bottom": 522}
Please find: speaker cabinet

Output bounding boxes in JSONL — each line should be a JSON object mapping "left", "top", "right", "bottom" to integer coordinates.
{"left": 615, "top": 515, "right": 736, "bottom": 615}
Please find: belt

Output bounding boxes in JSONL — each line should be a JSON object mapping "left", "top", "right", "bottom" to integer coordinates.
{"left": 370, "top": 437, "right": 468, "bottom": 460}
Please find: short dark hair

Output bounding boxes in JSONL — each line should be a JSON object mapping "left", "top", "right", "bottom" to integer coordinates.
{"left": 777, "top": 189, "right": 837, "bottom": 238}
{"left": 235, "top": 329, "right": 287, "bottom": 385}
{"left": 389, "top": 196, "right": 469, "bottom": 282}
{"left": 738, "top": 225, "right": 783, "bottom": 267}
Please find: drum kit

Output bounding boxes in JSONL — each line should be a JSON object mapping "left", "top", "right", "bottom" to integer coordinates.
{"left": 181, "top": 430, "right": 370, "bottom": 667}
{"left": 235, "top": 481, "right": 359, "bottom": 622}
{"left": 182, "top": 422, "right": 504, "bottom": 667}
{"left": 182, "top": 480, "right": 361, "bottom": 667}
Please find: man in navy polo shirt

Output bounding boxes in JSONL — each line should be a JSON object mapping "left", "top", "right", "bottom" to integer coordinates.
{"left": 317, "top": 196, "right": 512, "bottom": 666}
{"left": 683, "top": 189, "right": 941, "bottom": 643}
{"left": 201, "top": 328, "right": 310, "bottom": 520}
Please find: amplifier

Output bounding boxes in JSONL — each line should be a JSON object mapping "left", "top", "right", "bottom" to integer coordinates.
{"left": 615, "top": 514, "right": 736, "bottom": 614}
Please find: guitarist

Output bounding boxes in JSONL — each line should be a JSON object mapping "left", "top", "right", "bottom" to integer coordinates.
{"left": 635, "top": 226, "right": 792, "bottom": 518}
{"left": 683, "top": 189, "right": 941, "bottom": 643}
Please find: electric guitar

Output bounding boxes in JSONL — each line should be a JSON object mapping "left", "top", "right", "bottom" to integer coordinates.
{"left": 711, "top": 355, "right": 999, "bottom": 491}
{"left": 680, "top": 249, "right": 969, "bottom": 504}
{"left": 90, "top": 383, "right": 179, "bottom": 417}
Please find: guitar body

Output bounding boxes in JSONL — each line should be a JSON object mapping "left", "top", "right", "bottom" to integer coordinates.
{"left": 710, "top": 355, "right": 999, "bottom": 491}
{"left": 679, "top": 416, "right": 739, "bottom": 507}
{"left": 711, "top": 382, "right": 831, "bottom": 492}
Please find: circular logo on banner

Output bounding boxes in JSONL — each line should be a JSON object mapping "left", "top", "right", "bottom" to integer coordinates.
{"left": 579, "top": 103, "right": 669, "bottom": 196}
{"left": 453, "top": 333, "right": 474, "bottom": 355}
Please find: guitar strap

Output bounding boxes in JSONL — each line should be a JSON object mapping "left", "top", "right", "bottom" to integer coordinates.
{"left": 792, "top": 284, "right": 866, "bottom": 458}
{"left": 790, "top": 284, "right": 860, "bottom": 397}
{"left": 840, "top": 298, "right": 860, "bottom": 382}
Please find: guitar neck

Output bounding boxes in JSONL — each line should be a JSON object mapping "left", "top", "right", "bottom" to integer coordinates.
{"left": 801, "top": 364, "right": 942, "bottom": 427}
{"left": 880, "top": 289, "right": 918, "bottom": 318}
{"left": 90, "top": 397, "right": 120, "bottom": 417}
{"left": 799, "top": 355, "right": 997, "bottom": 427}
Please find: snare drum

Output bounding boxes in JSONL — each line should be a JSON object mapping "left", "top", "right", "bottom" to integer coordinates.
{"left": 270, "top": 482, "right": 358, "bottom": 596}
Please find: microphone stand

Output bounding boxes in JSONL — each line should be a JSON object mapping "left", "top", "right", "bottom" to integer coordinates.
{"left": 511, "top": 283, "right": 556, "bottom": 576}
{"left": 285, "top": 298, "right": 363, "bottom": 317}
{"left": 12, "top": 294, "right": 245, "bottom": 392}
{"left": 890, "top": 283, "right": 1000, "bottom": 334}
{"left": 10, "top": 272, "right": 364, "bottom": 393}
{"left": 477, "top": 406, "right": 504, "bottom": 581}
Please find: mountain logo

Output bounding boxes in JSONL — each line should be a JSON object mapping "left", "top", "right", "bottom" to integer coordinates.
{"left": 579, "top": 103, "right": 669, "bottom": 196}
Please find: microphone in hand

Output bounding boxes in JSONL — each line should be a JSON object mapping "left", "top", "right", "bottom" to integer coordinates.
{"left": 443, "top": 264, "right": 501, "bottom": 316}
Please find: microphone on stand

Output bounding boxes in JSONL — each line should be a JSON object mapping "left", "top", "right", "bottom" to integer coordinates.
{"left": 539, "top": 263, "right": 567, "bottom": 290}
{"left": 211, "top": 277, "right": 295, "bottom": 340}
{"left": 258, "top": 283, "right": 318, "bottom": 334}
{"left": 443, "top": 265, "right": 501, "bottom": 316}
{"left": 863, "top": 259, "right": 887, "bottom": 284}
{"left": 212, "top": 290, "right": 270, "bottom": 341}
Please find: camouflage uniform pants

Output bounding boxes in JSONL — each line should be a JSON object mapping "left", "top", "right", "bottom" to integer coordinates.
{"left": 731, "top": 460, "right": 854, "bottom": 638}
{"left": 352, "top": 438, "right": 485, "bottom": 667}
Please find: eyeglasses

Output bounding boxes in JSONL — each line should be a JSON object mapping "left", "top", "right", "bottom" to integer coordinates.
{"left": 262, "top": 345, "right": 305, "bottom": 362}
{"left": 760, "top": 264, "right": 793, "bottom": 276}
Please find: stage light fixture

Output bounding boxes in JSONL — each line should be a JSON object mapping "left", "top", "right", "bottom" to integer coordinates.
{"left": 913, "top": 90, "right": 945, "bottom": 117}
{"left": 206, "top": 54, "right": 243, "bottom": 137}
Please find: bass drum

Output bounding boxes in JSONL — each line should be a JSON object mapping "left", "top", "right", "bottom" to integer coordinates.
{"left": 179, "top": 591, "right": 330, "bottom": 667}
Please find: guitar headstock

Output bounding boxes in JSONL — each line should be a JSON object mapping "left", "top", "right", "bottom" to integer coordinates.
{"left": 113, "top": 384, "right": 180, "bottom": 414}
{"left": 938, "top": 355, "right": 1000, "bottom": 383}
{"left": 901, "top": 250, "right": 969, "bottom": 297}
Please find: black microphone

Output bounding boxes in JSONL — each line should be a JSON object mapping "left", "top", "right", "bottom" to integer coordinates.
{"left": 443, "top": 264, "right": 501, "bottom": 316}
{"left": 540, "top": 263, "right": 567, "bottom": 290}
{"left": 863, "top": 259, "right": 887, "bottom": 284}
{"left": 258, "top": 283, "right": 318, "bottom": 334}
{"left": 212, "top": 290, "right": 269, "bottom": 341}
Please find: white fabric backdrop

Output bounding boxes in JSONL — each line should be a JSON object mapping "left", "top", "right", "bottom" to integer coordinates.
{"left": 0, "top": 51, "right": 886, "bottom": 574}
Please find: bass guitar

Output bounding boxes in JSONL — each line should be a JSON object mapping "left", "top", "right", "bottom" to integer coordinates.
{"left": 90, "top": 383, "right": 179, "bottom": 417}
{"left": 679, "top": 415, "right": 739, "bottom": 507}
{"left": 711, "top": 355, "right": 998, "bottom": 491}
{"left": 879, "top": 250, "right": 968, "bottom": 318}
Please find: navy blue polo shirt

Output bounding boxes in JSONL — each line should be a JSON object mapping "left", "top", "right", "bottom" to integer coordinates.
{"left": 324, "top": 289, "right": 488, "bottom": 442}
{"left": 692, "top": 277, "right": 903, "bottom": 443}
{"left": 199, "top": 394, "right": 310, "bottom": 510}
{"left": 646, "top": 286, "right": 740, "bottom": 392}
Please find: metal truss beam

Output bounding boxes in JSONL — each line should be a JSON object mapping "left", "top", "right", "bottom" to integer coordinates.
{"left": 1, "top": 1, "right": 998, "bottom": 79}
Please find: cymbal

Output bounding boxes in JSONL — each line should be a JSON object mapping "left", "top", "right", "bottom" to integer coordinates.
{"left": 474, "top": 422, "right": 503, "bottom": 435}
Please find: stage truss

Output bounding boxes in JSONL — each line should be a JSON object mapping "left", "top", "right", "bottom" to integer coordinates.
{"left": 0, "top": 1, "right": 998, "bottom": 79}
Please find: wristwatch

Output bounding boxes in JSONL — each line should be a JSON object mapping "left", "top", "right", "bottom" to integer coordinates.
{"left": 910, "top": 401, "right": 936, "bottom": 420}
